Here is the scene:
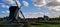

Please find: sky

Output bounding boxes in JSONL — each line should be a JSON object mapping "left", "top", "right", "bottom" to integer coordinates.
{"left": 0, "top": 0, "right": 60, "bottom": 18}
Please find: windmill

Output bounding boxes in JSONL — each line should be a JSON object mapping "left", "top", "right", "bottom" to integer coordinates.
{"left": 8, "top": 0, "right": 26, "bottom": 23}
{"left": 2, "top": 0, "right": 30, "bottom": 27}
{"left": 8, "top": 0, "right": 29, "bottom": 27}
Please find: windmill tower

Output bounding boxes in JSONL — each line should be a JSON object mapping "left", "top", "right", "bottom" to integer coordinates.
{"left": 9, "top": 6, "right": 19, "bottom": 23}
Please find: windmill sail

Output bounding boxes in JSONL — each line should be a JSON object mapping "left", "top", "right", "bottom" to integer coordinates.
{"left": 15, "top": 0, "right": 21, "bottom": 8}
{"left": 15, "top": 0, "right": 25, "bottom": 18}
{"left": 19, "top": 10, "right": 25, "bottom": 18}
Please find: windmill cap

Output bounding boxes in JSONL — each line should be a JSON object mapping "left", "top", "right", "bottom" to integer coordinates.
{"left": 9, "top": 6, "right": 19, "bottom": 8}
{"left": 9, "top": 6, "right": 19, "bottom": 10}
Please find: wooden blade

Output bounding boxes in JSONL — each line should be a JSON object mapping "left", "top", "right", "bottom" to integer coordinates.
{"left": 20, "top": 10, "right": 25, "bottom": 18}
{"left": 15, "top": 0, "right": 23, "bottom": 8}
{"left": 15, "top": 0, "right": 25, "bottom": 18}
{"left": 15, "top": 0, "right": 19, "bottom": 7}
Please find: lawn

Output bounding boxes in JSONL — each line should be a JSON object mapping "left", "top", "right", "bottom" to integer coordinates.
{"left": 0, "top": 22, "right": 60, "bottom": 27}
{"left": 0, "top": 19, "right": 60, "bottom": 27}
{"left": 31, "top": 22, "right": 60, "bottom": 27}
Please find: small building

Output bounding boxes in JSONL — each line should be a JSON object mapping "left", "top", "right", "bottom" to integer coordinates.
{"left": 44, "top": 15, "right": 49, "bottom": 22}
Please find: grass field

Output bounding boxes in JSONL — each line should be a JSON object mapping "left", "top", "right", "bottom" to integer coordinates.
{"left": 31, "top": 23, "right": 60, "bottom": 27}
{"left": 0, "top": 19, "right": 60, "bottom": 27}
{"left": 0, "top": 22, "right": 60, "bottom": 27}
{"left": 31, "top": 22, "right": 60, "bottom": 27}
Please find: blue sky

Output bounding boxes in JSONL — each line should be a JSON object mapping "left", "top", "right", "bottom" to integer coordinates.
{"left": 0, "top": 0, "right": 60, "bottom": 18}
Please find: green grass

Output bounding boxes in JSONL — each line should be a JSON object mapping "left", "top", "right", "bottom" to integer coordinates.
{"left": 0, "top": 20, "right": 60, "bottom": 27}
{"left": 0, "top": 23, "right": 23, "bottom": 27}
{"left": 31, "top": 23, "right": 60, "bottom": 27}
{"left": 0, "top": 22, "right": 60, "bottom": 27}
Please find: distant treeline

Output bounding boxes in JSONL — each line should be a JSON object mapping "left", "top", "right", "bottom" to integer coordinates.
{"left": 0, "top": 15, "right": 60, "bottom": 23}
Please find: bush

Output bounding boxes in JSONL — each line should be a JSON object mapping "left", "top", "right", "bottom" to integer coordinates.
{"left": 31, "top": 22, "right": 42, "bottom": 25}
{"left": 0, "top": 23, "right": 23, "bottom": 27}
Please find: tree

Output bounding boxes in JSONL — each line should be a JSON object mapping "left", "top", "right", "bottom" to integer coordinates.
{"left": 44, "top": 15, "right": 49, "bottom": 22}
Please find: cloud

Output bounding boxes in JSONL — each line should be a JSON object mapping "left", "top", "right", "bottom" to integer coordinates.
{"left": 23, "top": 1, "right": 29, "bottom": 6}
{"left": 1, "top": 11, "right": 5, "bottom": 14}
{"left": 2, "top": 0, "right": 21, "bottom": 8}
{"left": 44, "top": 0, "right": 60, "bottom": 11}
{"left": 31, "top": 0, "right": 60, "bottom": 11}
{"left": 23, "top": 12, "right": 44, "bottom": 18}
{"left": 0, "top": 3, "right": 4, "bottom": 5}
{"left": 46, "top": 11, "right": 60, "bottom": 18}
{"left": 0, "top": 3, "right": 9, "bottom": 8}
{"left": 36, "top": 7, "right": 60, "bottom": 18}
{"left": 1, "top": 10, "right": 10, "bottom": 14}
{"left": 46, "top": 0, "right": 55, "bottom": 3}
{"left": 2, "top": 0, "right": 21, "bottom": 6}
{"left": 2, "top": 0, "right": 29, "bottom": 7}
{"left": 42, "top": 0, "right": 60, "bottom": 17}
{"left": 6, "top": 10, "right": 10, "bottom": 13}
{"left": 2, "top": 0, "right": 15, "bottom": 5}
{"left": 44, "top": 9, "right": 60, "bottom": 18}
{"left": 46, "top": 1, "right": 60, "bottom": 7}
{"left": 1, "top": 4, "right": 9, "bottom": 8}
{"left": 31, "top": 0, "right": 46, "bottom": 7}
